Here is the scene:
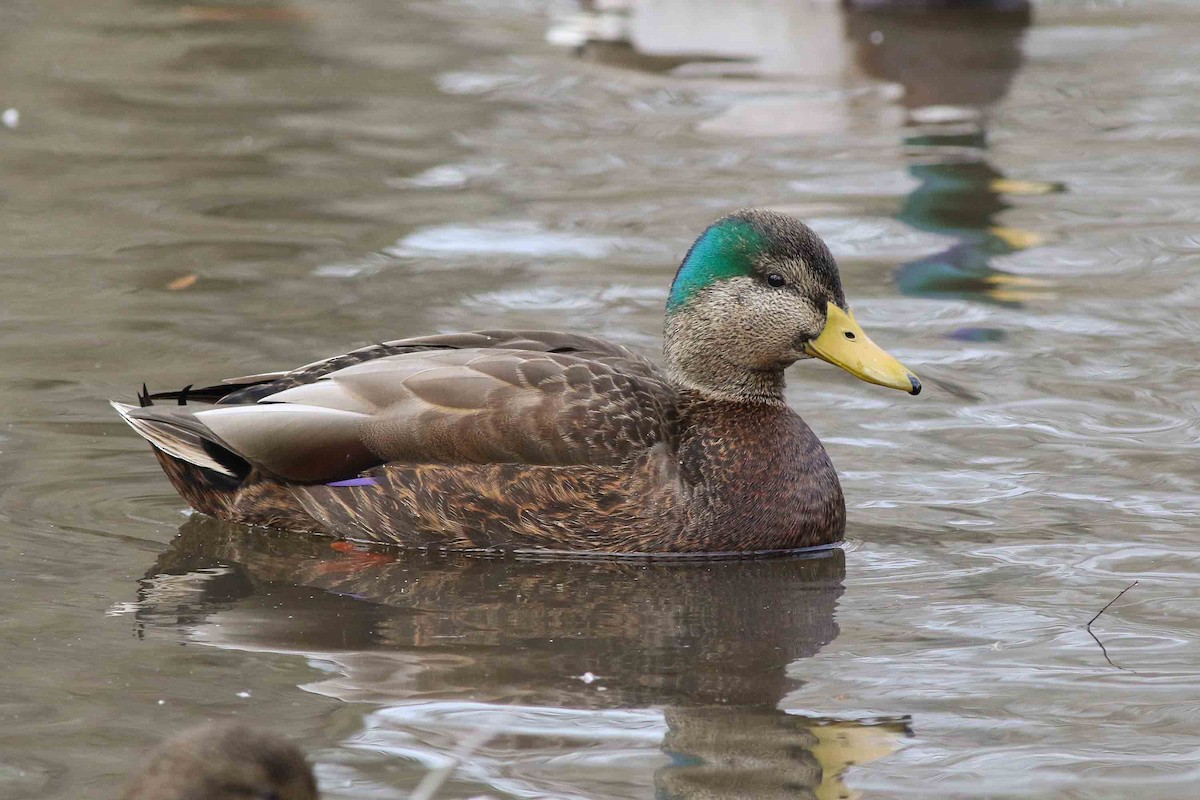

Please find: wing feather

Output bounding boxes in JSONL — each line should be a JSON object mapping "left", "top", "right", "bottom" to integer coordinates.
{"left": 151, "top": 331, "right": 673, "bottom": 482}
{"left": 195, "top": 404, "right": 377, "bottom": 482}
{"left": 260, "top": 381, "right": 376, "bottom": 414}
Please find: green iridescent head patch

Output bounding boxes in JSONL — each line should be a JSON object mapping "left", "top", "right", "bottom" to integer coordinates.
{"left": 667, "top": 219, "right": 766, "bottom": 311}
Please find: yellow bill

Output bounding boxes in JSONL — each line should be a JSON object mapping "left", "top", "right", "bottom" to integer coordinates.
{"left": 805, "top": 303, "right": 921, "bottom": 395}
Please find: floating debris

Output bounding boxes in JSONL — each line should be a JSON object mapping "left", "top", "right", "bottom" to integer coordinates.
{"left": 165, "top": 274, "right": 198, "bottom": 291}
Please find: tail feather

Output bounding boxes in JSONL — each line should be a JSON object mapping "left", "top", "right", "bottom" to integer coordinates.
{"left": 111, "top": 401, "right": 241, "bottom": 478}
{"left": 143, "top": 373, "right": 287, "bottom": 405}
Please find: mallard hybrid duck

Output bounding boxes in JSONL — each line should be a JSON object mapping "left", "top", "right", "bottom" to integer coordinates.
{"left": 121, "top": 722, "right": 318, "bottom": 800}
{"left": 113, "top": 210, "right": 919, "bottom": 554}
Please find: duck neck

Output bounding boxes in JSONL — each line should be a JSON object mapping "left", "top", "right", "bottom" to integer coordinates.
{"left": 663, "top": 311, "right": 788, "bottom": 403}
{"left": 670, "top": 386, "right": 846, "bottom": 551}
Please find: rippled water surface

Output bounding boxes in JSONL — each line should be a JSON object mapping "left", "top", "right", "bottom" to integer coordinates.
{"left": 2, "top": 0, "right": 1199, "bottom": 797}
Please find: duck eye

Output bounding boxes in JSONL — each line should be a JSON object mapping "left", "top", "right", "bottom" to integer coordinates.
{"left": 766, "top": 273, "right": 786, "bottom": 288}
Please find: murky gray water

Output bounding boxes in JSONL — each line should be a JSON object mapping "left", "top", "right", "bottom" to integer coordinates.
{"left": 1, "top": 0, "right": 1198, "bottom": 797}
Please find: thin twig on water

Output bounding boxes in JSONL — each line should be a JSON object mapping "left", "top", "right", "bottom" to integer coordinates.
{"left": 1086, "top": 580, "right": 1139, "bottom": 672}
{"left": 408, "top": 727, "right": 495, "bottom": 800}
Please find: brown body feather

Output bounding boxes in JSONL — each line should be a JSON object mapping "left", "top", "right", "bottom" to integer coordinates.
{"left": 291, "top": 394, "right": 843, "bottom": 552}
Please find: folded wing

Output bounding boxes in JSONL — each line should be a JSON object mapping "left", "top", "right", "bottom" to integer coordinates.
{"left": 194, "top": 341, "right": 675, "bottom": 482}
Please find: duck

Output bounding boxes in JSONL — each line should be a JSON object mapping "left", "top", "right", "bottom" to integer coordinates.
{"left": 112, "top": 209, "right": 920, "bottom": 554}
{"left": 120, "top": 721, "right": 318, "bottom": 800}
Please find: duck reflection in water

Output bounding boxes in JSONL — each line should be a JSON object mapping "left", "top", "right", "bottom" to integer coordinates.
{"left": 135, "top": 517, "right": 908, "bottom": 799}
{"left": 845, "top": 3, "right": 1061, "bottom": 321}
{"left": 556, "top": 1, "right": 1060, "bottom": 324}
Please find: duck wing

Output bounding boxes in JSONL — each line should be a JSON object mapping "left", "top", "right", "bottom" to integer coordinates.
{"left": 181, "top": 332, "right": 675, "bottom": 483}
{"left": 140, "top": 330, "right": 660, "bottom": 405}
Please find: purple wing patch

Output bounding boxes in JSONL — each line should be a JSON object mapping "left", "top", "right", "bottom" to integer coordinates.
{"left": 325, "top": 477, "right": 379, "bottom": 487}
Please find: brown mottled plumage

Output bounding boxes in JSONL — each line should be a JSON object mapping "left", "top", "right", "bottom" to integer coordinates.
{"left": 113, "top": 210, "right": 920, "bottom": 553}
{"left": 121, "top": 722, "right": 318, "bottom": 800}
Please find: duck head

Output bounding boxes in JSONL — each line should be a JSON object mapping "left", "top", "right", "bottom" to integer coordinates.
{"left": 664, "top": 209, "right": 921, "bottom": 401}
{"left": 121, "top": 722, "right": 319, "bottom": 800}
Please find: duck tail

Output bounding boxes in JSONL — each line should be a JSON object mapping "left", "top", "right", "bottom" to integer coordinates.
{"left": 113, "top": 399, "right": 325, "bottom": 531}
{"left": 111, "top": 401, "right": 248, "bottom": 481}
{"left": 112, "top": 399, "right": 257, "bottom": 519}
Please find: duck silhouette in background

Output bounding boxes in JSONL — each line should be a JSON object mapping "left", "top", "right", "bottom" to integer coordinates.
{"left": 845, "top": 2, "right": 1062, "bottom": 320}
{"left": 131, "top": 516, "right": 909, "bottom": 799}
{"left": 121, "top": 721, "right": 318, "bottom": 800}
{"left": 554, "top": 0, "right": 1061, "bottom": 326}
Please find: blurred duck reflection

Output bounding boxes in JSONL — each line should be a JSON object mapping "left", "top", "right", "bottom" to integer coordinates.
{"left": 555, "top": 0, "right": 1060, "bottom": 316}
{"left": 845, "top": 3, "right": 1060, "bottom": 313}
{"left": 136, "top": 517, "right": 907, "bottom": 799}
